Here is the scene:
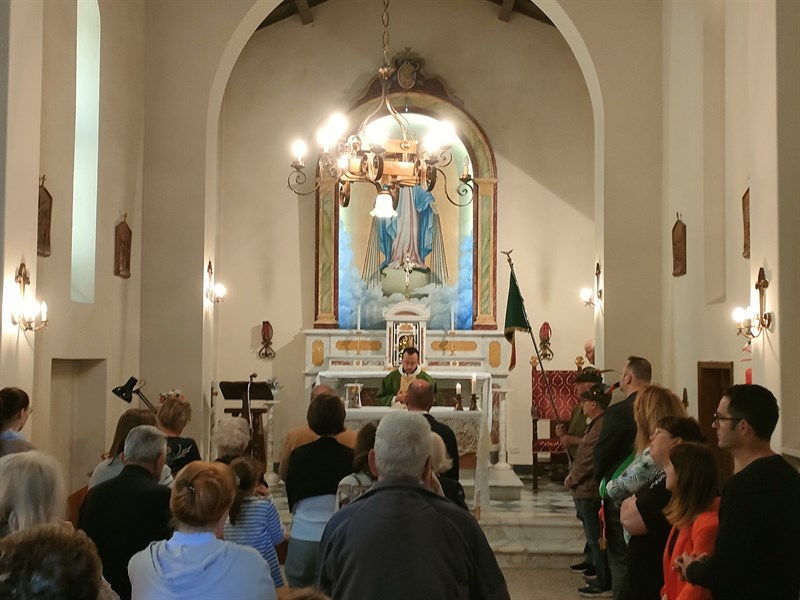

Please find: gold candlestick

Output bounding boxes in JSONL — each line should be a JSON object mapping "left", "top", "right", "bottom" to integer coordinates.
{"left": 454, "top": 393, "right": 464, "bottom": 411}
{"left": 469, "top": 393, "right": 478, "bottom": 411}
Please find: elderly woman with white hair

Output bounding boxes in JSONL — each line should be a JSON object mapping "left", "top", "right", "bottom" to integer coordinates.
{"left": 429, "top": 433, "right": 468, "bottom": 510}
{"left": 213, "top": 416, "right": 252, "bottom": 464}
{"left": 0, "top": 451, "right": 119, "bottom": 599}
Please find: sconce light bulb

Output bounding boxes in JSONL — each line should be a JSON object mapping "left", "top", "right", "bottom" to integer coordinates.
{"left": 580, "top": 287, "right": 593, "bottom": 304}
{"left": 316, "top": 125, "right": 335, "bottom": 152}
{"left": 732, "top": 306, "right": 746, "bottom": 323}
{"left": 337, "top": 154, "right": 350, "bottom": 170}
{"left": 40, "top": 301, "right": 48, "bottom": 323}
{"left": 291, "top": 140, "right": 307, "bottom": 161}
{"left": 212, "top": 283, "right": 227, "bottom": 301}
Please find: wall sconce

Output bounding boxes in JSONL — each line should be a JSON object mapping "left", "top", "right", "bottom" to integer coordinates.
{"left": 206, "top": 260, "right": 227, "bottom": 303}
{"left": 10, "top": 262, "right": 48, "bottom": 331}
{"left": 580, "top": 262, "right": 603, "bottom": 307}
{"left": 732, "top": 267, "right": 773, "bottom": 339}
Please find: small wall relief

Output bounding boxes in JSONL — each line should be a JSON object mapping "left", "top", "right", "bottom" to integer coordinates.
{"left": 37, "top": 175, "right": 53, "bottom": 257}
{"left": 672, "top": 213, "right": 686, "bottom": 277}
{"left": 114, "top": 215, "right": 132, "bottom": 279}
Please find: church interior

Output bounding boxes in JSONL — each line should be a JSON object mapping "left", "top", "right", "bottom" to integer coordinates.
{"left": 1, "top": 0, "right": 799, "bottom": 593}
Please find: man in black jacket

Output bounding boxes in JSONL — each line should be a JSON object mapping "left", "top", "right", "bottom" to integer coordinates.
{"left": 78, "top": 425, "right": 171, "bottom": 600}
{"left": 406, "top": 379, "right": 459, "bottom": 481}
{"left": 676, "top": 385, "right": 800, "bottom": 600}
{"left": 593, "top": 355, "right": 651, "bottom": 600}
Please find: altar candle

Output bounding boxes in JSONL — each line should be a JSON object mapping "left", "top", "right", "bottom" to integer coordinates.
{"left": 450, "top": 305, "right": 455, "bottom": 331}
{"left": 471, "top": 373, "right": 477, "bottom": 395}
{"left": 356, "top": 303, "right": 362, "bottom": 331}
{"left": 456, "top": 382, "right": 461, "bottom": 396}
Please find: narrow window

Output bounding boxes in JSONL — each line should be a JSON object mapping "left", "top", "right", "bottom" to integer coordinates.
{"left": 71, "top": 0, "right": 100, "bottom": 303}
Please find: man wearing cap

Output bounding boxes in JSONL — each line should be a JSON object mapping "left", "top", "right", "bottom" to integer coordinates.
{"left": 557, "top": 367, "right": 606, "bottom": 578}
{"left": 557, "top": 367, "right": 606, "bottom": 458}
{"left": 564, "top": 384, "right": 613, "bottom": 597}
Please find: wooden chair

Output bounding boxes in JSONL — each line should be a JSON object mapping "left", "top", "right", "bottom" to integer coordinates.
{"left": 531, "top": 369, "right": 579, "bottom": 489}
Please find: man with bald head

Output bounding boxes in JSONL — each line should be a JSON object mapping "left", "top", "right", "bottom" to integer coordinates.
{"left": 278, "top": 385, "right": 357, "bottom": 481}
{"left": 405, "top": 379, "right": 459, "bottom": 481}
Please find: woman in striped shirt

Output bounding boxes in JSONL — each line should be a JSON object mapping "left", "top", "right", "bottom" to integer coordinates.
{"left": 224, "top": 457, "right": 286, "bottom": 591}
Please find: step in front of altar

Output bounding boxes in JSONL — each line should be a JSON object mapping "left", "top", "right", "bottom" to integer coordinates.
{"left": 461, "top": 466, "right": 525, "bottom": 501}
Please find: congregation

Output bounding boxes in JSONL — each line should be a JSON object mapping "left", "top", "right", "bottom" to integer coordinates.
{"left": 0, "top": 361, "right": 799, "bottom": 599}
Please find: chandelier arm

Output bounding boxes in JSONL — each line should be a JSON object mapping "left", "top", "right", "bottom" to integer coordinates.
{"left": 287, "top": 171, "right": 321, "bottom": 196}
{"left": 434, "top": 167, "right": 474, "bottom": 207}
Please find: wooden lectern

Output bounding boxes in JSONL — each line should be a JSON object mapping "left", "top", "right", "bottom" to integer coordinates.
{"left": 219, "top": 380, "right": 273, "bottom": 465}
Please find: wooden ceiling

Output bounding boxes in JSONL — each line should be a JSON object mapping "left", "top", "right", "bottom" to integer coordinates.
{"left": 258, "top": 0, "right": 554, "bottom": 29}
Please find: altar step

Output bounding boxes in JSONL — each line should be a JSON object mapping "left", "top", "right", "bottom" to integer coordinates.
{"left": 461, "top": 465, "right": 526, "bottom": 501}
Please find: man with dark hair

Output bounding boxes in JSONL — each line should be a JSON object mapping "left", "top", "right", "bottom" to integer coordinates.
{"left": 676, "top": 384, "right": 800, "bottom": 599}
{"left": 317, "top": 411, "right": 509, "bottom": 600}
{"left": 406, "top": 379, "right": 459, "bottom": 481}
{"left": 376, "top": 347, "right": 437, "bottom": 406}
{"left": 78, "top": 425, "right": 172, "bottom": 599}
{"left": 593, "top": 355, "right": 652, "bottom": 600}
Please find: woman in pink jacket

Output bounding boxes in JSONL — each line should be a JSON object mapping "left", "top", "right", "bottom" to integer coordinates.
{"left": 661, "top": 442, "right": 720, "bottom": 600}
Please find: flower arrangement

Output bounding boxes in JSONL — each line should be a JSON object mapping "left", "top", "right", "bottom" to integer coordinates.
{"left": 266, "top": 377, "right": 282, "bottom": 394}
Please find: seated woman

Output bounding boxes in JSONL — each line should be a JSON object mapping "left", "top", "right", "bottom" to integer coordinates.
{"left": 0, "top": 524, "right": 103, "bottom": 600}
{"left": 157, "top": 395, "right": 200, "bottom": 475}
{"left": 89, "top": 409, "right": 173, "bottom": 488}
{"left": 213, "top": 416, "right": 251, "bottom": 465}
{"left": 336, "top": 422, "right": 377, "bottom": 510}
{"left": 0, "top": 451, "right": 119, "bottom": 599}
{"left": 606, "top": 385, "right": 687, "bottom": 505}
{"left": 429, "top": 432, "right": 467, "bottom": 510}
{"left": 620, "top": 417, "right": 704, "bottom": 600}
{"left": 128, "top": 461, "right": 276, "bottom": 600}
{"left": 0, "top": 387, "right": 34, "bottom": 456}
{"left": 284, "top": 393, "right": 354, "bottom": 588}
{"left": 661, "top": 443, "right": 719, "bottom": 600}
{"left": 224, "top": 457, "right": 286, "bottom": 591}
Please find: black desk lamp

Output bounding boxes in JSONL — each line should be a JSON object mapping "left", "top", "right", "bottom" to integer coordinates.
{"left": 112, "top": 376, "right": 157, "bottom": 413}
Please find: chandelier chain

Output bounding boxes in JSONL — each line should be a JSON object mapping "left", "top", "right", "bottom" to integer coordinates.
{"left": 382, "top": 0, "right": 390, "bottom": 67}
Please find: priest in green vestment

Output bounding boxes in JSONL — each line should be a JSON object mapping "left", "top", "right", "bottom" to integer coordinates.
{"left": 376, "top": 347, "right": 437, "bottom": 406}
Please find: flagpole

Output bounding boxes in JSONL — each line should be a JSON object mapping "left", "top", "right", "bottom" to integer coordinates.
{"left": 502, "top": 251, "right": 565, "bottom": 431}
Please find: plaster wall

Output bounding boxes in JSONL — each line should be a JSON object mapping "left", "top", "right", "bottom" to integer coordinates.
{"left": 218, "top": 0, "right": 594, "bottom": 465}
{"left": 31, "top": 0, "right": 147, "bottom": 483}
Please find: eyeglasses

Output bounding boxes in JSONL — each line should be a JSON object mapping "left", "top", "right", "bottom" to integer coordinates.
{"left": 712, "top": 412, "right": 741, "bottom": 426}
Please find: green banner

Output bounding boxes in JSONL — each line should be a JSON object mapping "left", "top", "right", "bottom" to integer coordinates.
{"left": 504, "top": 271, "right": 530, "bottom": 370}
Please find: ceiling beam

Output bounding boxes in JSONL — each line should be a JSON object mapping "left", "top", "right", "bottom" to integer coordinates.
{"left": 294, "top": 0, "right": 313, "bottom": 25}
{"left": 498, "top": 0, "right": 515, "bottom": 22}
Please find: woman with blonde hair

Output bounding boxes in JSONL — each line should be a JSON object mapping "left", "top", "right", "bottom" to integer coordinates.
{"left": 128, "top": 461, "right": 275, "bottom": 600}
{"left": 606, "top": 385, "right": 686, "bottom": 505}
{"left": 89, "top": 409, "right": 173, "bottom": 488}
{"left": 157, "top": 395, "right": 200, "bottom": 475}
{"left": 662, "top": 443, "right": 719, "bottom": 600}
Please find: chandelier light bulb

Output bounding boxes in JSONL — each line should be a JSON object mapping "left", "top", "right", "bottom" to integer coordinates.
{"left": 370, "top": 190, "right": 397, "bottom": 219}
{"left": 337, "top": 155, "right": 350, "bottom": 170}
{"left": 291, "top": 140, "right": 307, "bottom": 161}
{"left": 316, "top": 125, "right": 336, "bottom": 152}
{"left": 364, "top": 119, "right": 389, "bottom": 148}
{"left": 328, "top": 113, "right": 348, "bottom": 139}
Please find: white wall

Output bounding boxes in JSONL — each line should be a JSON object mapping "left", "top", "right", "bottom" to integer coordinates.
{"left": 219, "top": 0, "right": 595, "bottom": 464}
{"left": 31, "top": 0, "right": 147, "bottom": 474}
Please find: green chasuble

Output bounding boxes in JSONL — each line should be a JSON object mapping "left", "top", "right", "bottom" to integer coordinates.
{"left": 376, "top": 370, "right": 437, "bottom": 406}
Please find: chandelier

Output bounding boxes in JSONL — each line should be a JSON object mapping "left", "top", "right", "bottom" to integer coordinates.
{"left": 288, "top": 0, "right": 474, "bottom": 218}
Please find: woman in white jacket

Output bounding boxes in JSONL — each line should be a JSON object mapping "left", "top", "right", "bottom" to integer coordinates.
{"left": 128, "top": 461, "right": 276, "bottom": 600}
